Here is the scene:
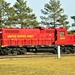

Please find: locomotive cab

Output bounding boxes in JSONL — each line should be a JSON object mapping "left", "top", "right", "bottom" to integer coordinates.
{"left": 55, "top": 27, "right": 67, "bottom": 45}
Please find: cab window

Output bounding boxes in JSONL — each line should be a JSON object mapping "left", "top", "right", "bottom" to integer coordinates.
{"left": 60, "top": 32, "right": 65, "bottom": 36}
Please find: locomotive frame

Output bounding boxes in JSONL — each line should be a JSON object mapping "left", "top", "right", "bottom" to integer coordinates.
{"left": 0, "top": 27, "right": 75, "bottom": 55}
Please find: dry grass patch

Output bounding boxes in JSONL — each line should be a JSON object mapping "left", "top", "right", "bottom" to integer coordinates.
{"left": 0, "top": 56, "right": 75, "bottom": 75}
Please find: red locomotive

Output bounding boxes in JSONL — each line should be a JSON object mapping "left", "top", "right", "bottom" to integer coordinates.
{"left": 0, "top": 26, "right": 75, "bottom": 55}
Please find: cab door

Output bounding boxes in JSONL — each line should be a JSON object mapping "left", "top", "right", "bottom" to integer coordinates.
{"left": 55, "top": 27, "right": 67, "bottom": 45}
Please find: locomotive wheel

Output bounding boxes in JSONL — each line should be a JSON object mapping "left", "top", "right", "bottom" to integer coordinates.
{"left": 16, "top": 48, "right": 27, "bottom": 55}
{"left": 53, "top": 50, "right": 57, "bottom": 54}
{"left": 21, "top": 48, "right": 27, "bottom": 54}
{"left": 7, "top": 48, "right": 13, "bottom": 55}
{"left": 2, "top": 49, "right": 6, "bottom": 55}
{"left": 11, "top": 48, "right": 17, "bottom": 55}
{"left": 0, "top": 48, "right": 8, "bottom": 55}
{"left": 53, "top": 48, "right": 57, "bottom": 54}
{"left": 3, "top": 49, "right": 8, "bottom": 55}
{"left": 70, "top": 49, "right": 74, "bottom": 54}
{"left": 65, "top": 50, "right": 70, "bottom": 54}
{"left": 16, "top": 48, "right": 21, "bottom": 55}
{"left": 0, "top": 49, "right": 4, "bottom": 55}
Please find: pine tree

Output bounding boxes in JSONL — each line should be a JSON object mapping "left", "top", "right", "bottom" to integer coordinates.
{"left": 13, "top": 0, "right": 39, "bottom": 28}
{"left": 0, "top": 0, "right": 10, "bottom": 27}
{"left": 71, "top": 16, "right": 75, "bottom": 27}
{"left": 40, "top": 0, "right": 69, "bottom": 28}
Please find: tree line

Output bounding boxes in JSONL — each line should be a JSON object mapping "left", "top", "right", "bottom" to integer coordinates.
{"left": 0, "top": 0, "right": 74, "bottom": 29}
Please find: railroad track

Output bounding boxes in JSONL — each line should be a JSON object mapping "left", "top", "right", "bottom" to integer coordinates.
{"left": 0, "top": 52, "right": 75, "bottom": 59}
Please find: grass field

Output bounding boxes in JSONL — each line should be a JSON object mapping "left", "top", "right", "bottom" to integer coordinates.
{"left": 0, "top": 56, "right": 75, "bottom": 75}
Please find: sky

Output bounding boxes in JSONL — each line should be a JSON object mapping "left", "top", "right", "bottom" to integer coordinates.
{"left": 5, "top": 0, "right": 75, "bottom": 26}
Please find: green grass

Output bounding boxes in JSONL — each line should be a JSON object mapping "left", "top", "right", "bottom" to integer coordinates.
{"left": 0, "top": 56, "right": 75, "bottom": 75}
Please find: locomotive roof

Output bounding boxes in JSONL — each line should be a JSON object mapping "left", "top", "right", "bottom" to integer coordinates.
{"left": 0, "top": 27, "right": 66, "bottom": 30}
